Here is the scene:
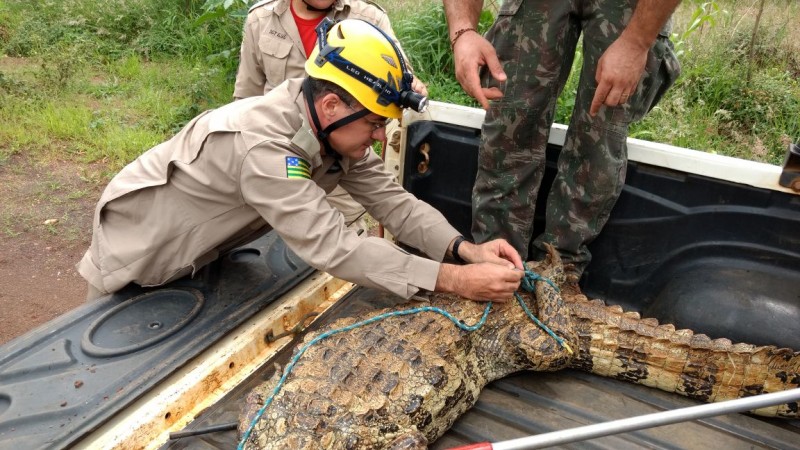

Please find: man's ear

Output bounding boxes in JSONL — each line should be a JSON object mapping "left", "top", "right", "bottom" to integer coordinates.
{"left": 318, "top": 92, "right": 341, "bottom": 119}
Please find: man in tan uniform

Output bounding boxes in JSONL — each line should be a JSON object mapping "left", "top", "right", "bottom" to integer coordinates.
{"left": 234, "top": 0, "right": 426, "bottom": 232}
{"left": 79, "top": 19, "right": 524, "bottom": 302}
{"left": 234, "top": 0, "right": 424, "bottom": 99}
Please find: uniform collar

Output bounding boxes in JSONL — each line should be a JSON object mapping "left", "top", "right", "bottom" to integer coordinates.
{"left": 272, "top": 0, "right": 289, "bottom": 14}
{"left": 331, "top": 0, "right": 351, "bottom": 14}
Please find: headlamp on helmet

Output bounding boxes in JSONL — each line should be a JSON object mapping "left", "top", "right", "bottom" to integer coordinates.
{"left": 306, "top": 18, "right": 428, "bottom": 119}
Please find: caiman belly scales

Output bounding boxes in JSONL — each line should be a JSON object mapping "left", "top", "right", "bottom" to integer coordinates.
{"left": 239, "top": 248, "right": 799, "bottom": 449}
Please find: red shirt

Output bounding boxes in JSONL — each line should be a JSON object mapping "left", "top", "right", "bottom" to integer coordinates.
{"left": 290, "top": 1, "right": 326, "bottom": 57}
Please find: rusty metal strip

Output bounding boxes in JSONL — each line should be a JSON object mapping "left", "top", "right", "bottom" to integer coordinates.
{"left": 73, "top": 272, "right": 354, "bottom": 450}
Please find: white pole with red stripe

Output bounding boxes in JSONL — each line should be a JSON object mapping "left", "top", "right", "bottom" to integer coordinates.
{"left": 447, "top": 388, "right": 800, "bottom": 450}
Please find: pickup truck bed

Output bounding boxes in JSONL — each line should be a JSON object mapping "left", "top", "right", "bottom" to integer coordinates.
{"left": 162, "top": 286, "right": 800, "bottom": 450}
{"left": 1, "top": 102, "right": 798, "bottom": 449}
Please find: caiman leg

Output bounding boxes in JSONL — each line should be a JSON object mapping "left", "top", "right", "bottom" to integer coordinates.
{"left": 520, "top": 245, "right": 578, "bottom": 371}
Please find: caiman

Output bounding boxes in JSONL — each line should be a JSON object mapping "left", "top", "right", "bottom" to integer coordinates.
{"left": 238, "top": 246, "right": 800, "bottom": 449}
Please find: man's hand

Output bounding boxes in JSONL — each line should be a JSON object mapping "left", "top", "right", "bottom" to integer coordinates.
{"left": 436, "top": 262, "right": 523, "bottom": 302}
{"left": 456, "top": 238, "right": 524, "bottom": 270}
{"left": 589, "top": 0, "right": 681, "bottom": 116}
{"left": 589, "top": 36, "right": 648, "bottom": 116}
{"left": 452, "top": 32, "right": 506, "bottom": 110}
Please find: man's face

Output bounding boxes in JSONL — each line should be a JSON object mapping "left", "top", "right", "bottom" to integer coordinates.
{"left": 327, "top": 99, "right": 388, "bottom": 160}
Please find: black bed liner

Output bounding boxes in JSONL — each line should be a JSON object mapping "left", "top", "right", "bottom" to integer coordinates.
{"left": 402, "top": 120, "right": 800, "bottom": 350}
{"left": 0, "top": 232, "right": 313, "bottom": 449}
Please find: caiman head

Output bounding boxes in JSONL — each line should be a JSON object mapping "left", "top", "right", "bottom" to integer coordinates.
{"left": 470, "top": 244, "right": 578, "bottom": 376}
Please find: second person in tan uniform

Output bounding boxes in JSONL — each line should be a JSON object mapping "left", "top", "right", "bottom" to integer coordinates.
{"left": 234, "top": 0, "right": 427, "bottom": 232}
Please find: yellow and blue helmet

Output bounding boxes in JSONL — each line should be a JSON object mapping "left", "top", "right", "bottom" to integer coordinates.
{"left": 305, "top": 18, "right": 427, "bottom": 119}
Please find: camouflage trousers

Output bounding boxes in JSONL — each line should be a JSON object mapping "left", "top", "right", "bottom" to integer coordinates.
{"left": 472, "top": 0, "right": 680, "bottom": 273}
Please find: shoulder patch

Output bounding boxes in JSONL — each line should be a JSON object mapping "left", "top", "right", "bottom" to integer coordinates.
{"left": 249, "top": 0, "right": 279, "bottom": 13}
{"left": 285, "top": 156, "right": 311, "bottom": 179}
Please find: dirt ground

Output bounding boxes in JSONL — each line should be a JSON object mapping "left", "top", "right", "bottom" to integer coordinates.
{"left": 0, "top": 153, "right": 102, "bottom": 345}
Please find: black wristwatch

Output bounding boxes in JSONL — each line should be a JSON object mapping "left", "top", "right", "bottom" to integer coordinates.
{"left": 452, "top": 236, "right": 467, "bottom": 264}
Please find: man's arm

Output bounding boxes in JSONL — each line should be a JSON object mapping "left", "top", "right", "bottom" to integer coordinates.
{"left": 442, "top": 0, "right": 482, "bottom": 32}
{"left": 449, "top": 237, "right": 524, "bottom": 270}
{"left": 435, "top": 237, "right": 524, "bottom": 302}
{"left": 341, "top": 149, "right": 524, "bottom": 301}
{"left": 436, "top": 262, "right": 523, "bottom": 302}
{"left": 442, "top": 0, "right": 506, "bottom": 109}
{"left": 589, "top": 0, "right": 682, "bottom": 115}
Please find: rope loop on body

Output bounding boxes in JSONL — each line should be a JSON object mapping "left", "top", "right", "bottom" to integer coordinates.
{"left": 238, "top": 269, "right": 568, "bottom": 449}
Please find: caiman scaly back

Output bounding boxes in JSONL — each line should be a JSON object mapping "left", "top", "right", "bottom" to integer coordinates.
{"left": 239, "top": 246, "right": 799, "bottom": 449}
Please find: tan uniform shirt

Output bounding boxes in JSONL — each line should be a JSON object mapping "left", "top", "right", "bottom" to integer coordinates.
{"left": 77, "top": 78, "right": 460, "bottom": 299}
{"left": 234, "top": 0, "right": 405, "bottom": 99}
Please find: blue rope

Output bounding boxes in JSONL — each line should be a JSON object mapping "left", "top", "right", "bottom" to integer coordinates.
{"left": 515, "top": 270, "right": 573, "bottom": 355}
{"left": 237, "top": 303, "right": 492, "bottom": 449}
{"left": 520, "top": 270, "right": 560, "bottom": 293}
{"left": 237, "top": 269, "right": 568, "bottom": 449}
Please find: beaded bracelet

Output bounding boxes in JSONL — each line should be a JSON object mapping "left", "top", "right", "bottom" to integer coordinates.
{"left": 450, "top": 27, "right": 477, "bottom": 49}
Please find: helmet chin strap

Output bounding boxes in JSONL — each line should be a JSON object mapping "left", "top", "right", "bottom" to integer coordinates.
{"left": 302, "top": 0, "right": 333, "bottom": 12}
{"left": 303, "top": 78, "right": 371, "bottom": 160}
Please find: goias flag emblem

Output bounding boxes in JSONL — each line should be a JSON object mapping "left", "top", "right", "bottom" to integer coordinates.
{"left": 285, "top": 156, "right": 311, "bottom": 180}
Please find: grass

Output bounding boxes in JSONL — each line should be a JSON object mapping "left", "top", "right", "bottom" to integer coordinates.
{"left": 0, "top": 0, "right": 235, "bottom": 172}
{"left": 0, "top": 0, "right": 798, "bottom": 172}
{"left": 630, "top": 0, "right": 800, "bottom": 164}
{"left": 390, "top": 3, "right": 496, "bottom": 107}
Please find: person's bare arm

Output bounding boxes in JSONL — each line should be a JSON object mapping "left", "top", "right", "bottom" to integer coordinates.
{"left": 411, "top": 76, "right": 428, "bottom": 97}
{"left": 589, "top": 0, "right": 682, "bottom": 115}
{"left": 442, "top": 0, "right": 482, "bottom": 32}
{"left": 443, "top": 0, "right": 506, "bottom": 109}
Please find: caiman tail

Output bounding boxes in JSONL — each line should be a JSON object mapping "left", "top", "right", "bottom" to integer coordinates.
{"left": 565, "top": 296, "right": 800, "bottom": 418}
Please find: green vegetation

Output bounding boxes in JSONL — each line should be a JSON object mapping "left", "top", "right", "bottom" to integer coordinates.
{"left": 390, "top": 1, "right": 799, "bottom": 165}
{"left": 0, "top": 0, "right": 798, "bottom": 171}
{"left": 0, "top": 0, "right": 237, "bottom": 170}
{"left": 631, "top": 0, "right": 800, "bottom": 164}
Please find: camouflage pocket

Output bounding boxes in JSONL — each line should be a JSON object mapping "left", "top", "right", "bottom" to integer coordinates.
{"left": 630, "top": 33, "right": 681, "bottom": 122}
